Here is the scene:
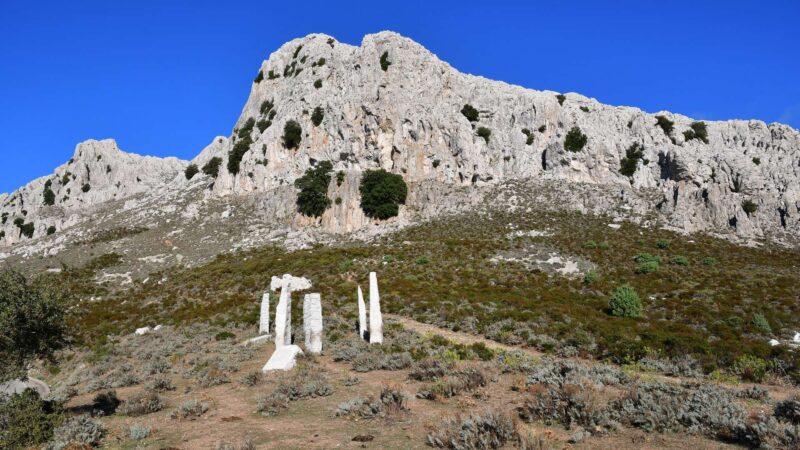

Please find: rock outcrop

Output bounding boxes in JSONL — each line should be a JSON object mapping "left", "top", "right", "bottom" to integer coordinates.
{"left": 1, "top": 31, "right": 799, "bottom": 258}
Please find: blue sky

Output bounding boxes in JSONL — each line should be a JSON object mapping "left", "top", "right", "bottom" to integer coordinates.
{"left": 1, "top": 0, "right": 798, "bottom": 193}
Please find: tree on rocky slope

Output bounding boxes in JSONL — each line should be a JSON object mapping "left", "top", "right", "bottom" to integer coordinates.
{"left": 0, "top": 270, "right": 70, "bottom": 382}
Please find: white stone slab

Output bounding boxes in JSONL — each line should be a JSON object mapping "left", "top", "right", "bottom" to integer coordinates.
{"left": 262, "top": 345, "right": 303, "bottom": 372}
{"left": 243, "top": 334, "right": 272, "bottom": 346}
{"left": 0, "top": 377, "right": 50, "bottom": 397}
{"left": 303, "top": 293, "right": 323, "bottom": 354}
{"left": 259, "top": 292, "right": 270, "bottom": 335}
{"left": 357, "top": 286, "right": 367, "bottom": 340}
{"left": 369, "top": 272, "right": 383, "bottom": 344}
{"left": 134, "top": 326, "right": 151, "bottom": 336}
{"left": 270, "top": 274, "right": 312, "bottom": 292}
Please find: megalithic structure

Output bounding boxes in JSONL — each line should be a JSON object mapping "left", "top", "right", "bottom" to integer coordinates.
{"left": 274, "top": 284, "right": 291, "bottom": 348}
{"left": 303, "top": 293, "right": 323, "bottom": 354}
{"left": 259, "top": 292, "right": 270, "bottom": 335}
{"left": 369, "top": 272, "right": 383, "bottom": 344}
{"left": 357, "top": 286, "right": 367, "bottom": 340}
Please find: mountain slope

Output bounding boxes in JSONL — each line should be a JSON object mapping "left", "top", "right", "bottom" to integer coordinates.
{"left": 1, "top": 31, "right": 798, "bottom": 265}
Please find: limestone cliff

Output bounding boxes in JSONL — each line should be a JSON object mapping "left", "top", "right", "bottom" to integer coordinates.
{"left": 1, "top": 31, "right": 798, "bottom": 256}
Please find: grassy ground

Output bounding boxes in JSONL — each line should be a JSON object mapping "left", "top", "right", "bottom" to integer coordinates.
{"left": 65, "top": 208, "right": 800, "bottom": 382}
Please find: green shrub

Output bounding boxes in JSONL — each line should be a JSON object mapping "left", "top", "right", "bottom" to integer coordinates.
{"left": 184, "top": 164, "right": 199, "bottom": 180}
{"left": 316, "top": 57, "right": 326, "bottom": 66}
{"left": 683, "top": 121, "right": 709, "bottom": 144}
{"left": 564, "top": 126, "right": 587, "bottom": 152}
{"left": 294, "top": 161, "right": 333, "bottom": 218}
{"left": 256, "top": 119, "right": 271, "bottom": 132}
{"left": 314, "top": 79, "right": 322, "bottom": 89}
{"left": 268, "top": 70, "right": 278, "bottom": 80}
{"left": 359, "top": 169, "right": 408, "bottom": 220}
{"left": 580, "top": 106, "right": 589, "bottom": 112}
{"left": 260, "top": 99, "right": 274, "bottom": 115}
{"left": 669, "top": 255, "right": 689, "bottom": 266}
{"left": 81, "top": 183, "right": 91, "bottom": 193}
{"left": 47, "top": 226, "right": 56, "bottom": 236}
{"left": 609, "top": 284, "right": 643, "bottom": 318}
{"left": 282, "top": 120, "right": 302, "bottom": 149}
{"left": 18, "top": 222, "right": 34, "bottom": 239}
{"left": 416, "top": 256, "right": 429, "bottom": 265}
{"left": 254, "top": 70, "right": 264, "bottom": 83}
{"left": 556, "top": 94, "right": 566, "bottom": 105}
{"left": 751, "top": 313, "right": 771, "bottom": 335}
{"left": 732, "top": 354, "right": 767, "bottom": 382}
{"left": 701, "top": 257, "right": 718, "bottom": 266}
{"left": 583, "top": 270, "right": 598, "bottom": 284}
{"left": 742, "top": 199, "right": 758, "bottom": 216}
{"left": 635, "top": 260, "right": 660, "bottom": 274}
{"left": 215, "top": 331, "right": 235, "bottom": 341}
{"left": 620, "top": 143, "right": 644, "bottom": 178}
{"left": 227, "top": 137, "right": 251, "bottom": 175}
{"left": 202, "top": 157, "right": 222, "bottom": 178}
{"left": 521, "top": 128, "right": 533, "bottom": 145}
{"left": 583, "top": 240, "right": 597, "bottom": 249}
{"left": 655, "top": 115, "right": 674, "bottom": 136}
{"left": 656, "top": 239, "right": 670, "bottom": 249}
{"left": 43, "top": 187, "right": 56, "bottom": 206}
{"left": 538, "top": 125, "right": 546, "bottom": 133}
{"left": 311, "top": 107, "right": 324, "bottom": 126}
{"left": 379, "top": 51, "right": 391, "bottom": 71}
{"left": 461, "top": 104, "right": 479, "bottom": 122}
{"left": 292, "top": 45, "right": 303, "bottom": 59}
{"left": 752, "top": 157, "right": 761, "bottom": 165}
{"left": 476, "top": 127, "right": 491, "bottom": 143}
{"left": 0, "top": 389, "right": 63, "bottom": 449}
{"left": 237, "top": 118, "right": 255, "bottom": 140}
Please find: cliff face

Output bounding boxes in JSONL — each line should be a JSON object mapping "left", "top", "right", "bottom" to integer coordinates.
{"left": 1, "top": 31, "right": 799, "bottom": 255}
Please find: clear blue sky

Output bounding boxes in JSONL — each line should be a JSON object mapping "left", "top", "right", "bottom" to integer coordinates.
{"left": 1, "top": 0, "right": 798, "bottom": 194}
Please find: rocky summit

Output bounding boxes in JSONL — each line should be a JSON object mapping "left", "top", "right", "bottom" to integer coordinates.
{"left": 1, "top": 31, "right": 799, "bottom": 270}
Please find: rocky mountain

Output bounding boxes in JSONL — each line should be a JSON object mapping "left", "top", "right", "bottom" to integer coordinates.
{"left": 1, "top": 31, "right": 799, "bottom": 271}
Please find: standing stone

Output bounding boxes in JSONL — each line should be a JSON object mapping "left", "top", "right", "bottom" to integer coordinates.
{"left": 259, "top": 292, "right": 270, "bottom": 335}
{"left": 303, "top": 293, "right": 323, "bottom": 354}
{"left": 274, "top": 285, "right": 291, "bottom": 348}
{"left": 284, "top": 295, "right": 292, "bottom": 345}
{"left": 357, "top": 286, "right": 367, "bottom": 340}
{"left": 369, "top": 272, "right": 383, "bottom": 344}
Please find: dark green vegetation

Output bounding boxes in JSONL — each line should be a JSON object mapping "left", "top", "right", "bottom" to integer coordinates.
{"left": 0, "top": 270, "right": 70, "bottom": 382}
{"left": 184, "top": 164, "right": 199, "bottom": 180}
{"left": 460, "top": 104, "right": 479, "bottom": 122}
{"left": 294, "top": 161, "right": 333, "bottom": 218}
{"left": 743, "top": 199, "right": 758, "bottom": 216}
{"left": 282, "top": 120, "right": 302, "bottom": 149}
{"left": 43, "top": 181, "right": 56, "bottom": 206}
{"left": 15, "top": 219, "right": 35, "bottom": 239}
{"left": 683, "top": 121, "right": 709, "bottom": 144}
{"left": 81, "top": 184, "right": 91, "bottom": 193}
{"left": 314, "top": 79, "right": 322, "bottom": 89}
{"left": 608, "top": 284, "right": 642, "bottom": 318}
{"left": 0, "top": 389, "right": 63, "bottom": 449}
{"left": 556, "top": 94, "right": 566, "bottom": 105}
{"left": 564, "top": 126, "right": 587, "bottom": 152}
{"left": 66, "top": 209, "right": 800, "bottom": 384}
{"left": 476, "top": 127, "right": 491, "bottom": 143}
{"left": 311, "top": 107, "right": 324, "bottom": 126}
{"left": 619, "top": 143, "right": 645, "bottom": 179}
{"left": 202, "top": 157, "right": 222, "bottom": 178}
{"left": 253, "top": 70, "right": 264, "bottom": 83}
{"left": 521, "top": 129, "right": 534, "bottom": 145}
{"left": 655, "top": 115, "right": 674, "bottom": 136}
{"left": 379, "top": 51, "right": 391, "bottom": 71}
{"left": 359, "top": 169, "right": 408, "bottom": 220}
{"left": 228, "top": 118, "right": 256, "bottom": 175}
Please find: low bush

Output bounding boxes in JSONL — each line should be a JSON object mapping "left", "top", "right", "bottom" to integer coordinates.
{"left": 655, "top": 115, "right": 674, "bottom": 136}
{"left": 145, "top": 376, "right": 175, "bottom": 392}
{"left": 742, "top": 199, "right": 758, "bottom": 216}
{"left": 119, "top": 391, "right": 164, "bottom": 416}
{"left": 609, "top": 284, "right": 642, "bottom": 318}
{"left": 775, "top": 397, "right": 800, "bottom": 424}
{"left": 751, "top": 313, "right": 772, "bottom": 335}
{"left": 257, "top": 366, "right": 333, "bottom": 416}
{"left": 520, "top": 128, "right": 533, "bottom": 145}
{"left": 49, "top": 415, "right": 106, "bottom": 448}
{"left": 564, "top": 126, "right": 587, "bottom": 152}
{"left": 476, "top": 127, "right": 491, "bottom": 143}
{"left": 43, "top": 187, "right": 56, "bottom": 206}
{"left": 282, "top": 120, "right": 302, "bottom": 149}
{"left": 202, "top": 157, "right": 222, "bottom": 178}
{"left": 335, "top": 386, "right": 408, "bottom": 419}
{"left": 184, "top": 164, "right": 199, "bottom": 180}
{"left": 417, "top": 366, "right": 489, "bottom": 400}
{"left": 408, "top": 359, "right": 452, "bottom": 381}
{"left": 379, "top": 51, "right": 391, "bottom": 71}
{"left": 0, "top": 389, "right": 63, "bottom": 449}
{"left": 518, "top": 383, "right": 611, "bottom": 431}
{"left": 556, "top": 94, "right": 566, "bottom": 105}
{"left": 171, "top": 399, "right": 209, "bottom": 420}
{"left": 427, "top": 410, "right": 525, "bottom": 449}
{"left": 311, "top": 106, "right": 324, "bottom": 126}
{"left": 314, "top": 79, "right": 322, "bottom": 89}
{"left": 129, "top": 424, "right": 151, "bottom": 440}
{"left": 461, "top": 104, "right": 479, "bottom": 122}
{"left": 732, "top": 354, "right": 768, "bottom": 383}
{"left": 620, "top": 143, "right": 644, "bottom": 178}
{"left": 359, "top": 169, "right": 408, "bottom": 220}
{"left": 683, "top": 121, "right": 709, "bottom": 144}
{"left": 227, "top": 137, "right": 251, "bottom": 175}
{"left": 670, "top": 255, "right": 689, "bottom": 266}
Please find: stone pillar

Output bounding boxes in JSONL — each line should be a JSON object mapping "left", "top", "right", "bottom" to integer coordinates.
{"left": 369, "top": 272, "right": 383, "bottom": 344}
{"left": 259, "top": 292, "right": 270, "bottom": 335}
{"left": 274, "top": 285, "right": 291, "bottom": 348}
{"left": 357, "top": 286, "right": 367, "bottom": 340}
{"left": 303, "top": 293, "right": 323, "bottom": 354}
{"left": 284, "top": 295, "right": 292, "bottom": 346}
